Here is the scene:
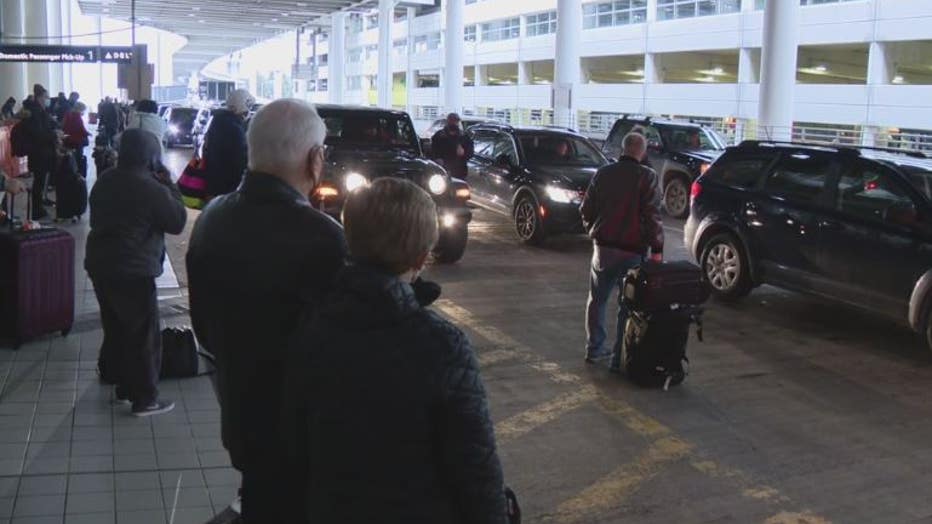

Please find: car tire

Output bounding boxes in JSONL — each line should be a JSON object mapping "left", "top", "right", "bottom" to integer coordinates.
{"left": 434, "top": 224, "right": 468, "bottom": 264}
{"left": 924, "top": 307, "right": 932, "bottom": 354}
{"left": 513, "top": 193, "right": 546, "bottom": 245}
{"left": 664, "top": 176, "right": 691, "bottom": 219}
{"left": 700, "top": 233, "right": 752, "bottom": 300}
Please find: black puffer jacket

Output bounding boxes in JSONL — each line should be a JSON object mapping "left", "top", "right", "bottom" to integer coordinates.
{"left": 283, "top": 265, "right": 507, "bottom": 524}
{"left": 203, "top": 109, "right": 247, "bottom": 197}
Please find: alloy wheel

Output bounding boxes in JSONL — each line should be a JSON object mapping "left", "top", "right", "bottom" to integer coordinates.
{"left": 665, "top": 179, "right": 689, "bottom": 217}
{"left": 515, "top": 200, "right": 537, "bottom": 240}
{"left": 705, "top": 243, "right": 741, "bottom": 291}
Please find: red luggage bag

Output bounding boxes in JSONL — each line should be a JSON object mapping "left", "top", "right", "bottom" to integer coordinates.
{"left": 0, "top": 193, "right": 75, "bottom": 348}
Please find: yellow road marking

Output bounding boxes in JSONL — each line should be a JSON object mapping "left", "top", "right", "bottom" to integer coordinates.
{"left": 544, "top": 436, "right": 694, "bottom": 523}
{"left": 477, "top": 349, "right": 521, "bottom": 366}
{"left": 495, "top": 386, "right": 599, "bottom": 445}
{"left": 764, "top": 511, "right": 833, "bottom": 524}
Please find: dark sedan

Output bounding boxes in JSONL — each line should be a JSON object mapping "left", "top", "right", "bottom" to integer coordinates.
{"left": 162, "top": 107, "right": 201, "bottom": 148}
{"left": 466, "top": 124, "right": 609, "bottom": 244}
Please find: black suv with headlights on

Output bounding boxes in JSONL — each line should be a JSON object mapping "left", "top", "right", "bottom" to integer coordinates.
{"left": 466, "top": 123, "right": 609, "bottom": 244}
{"left": 602, "top": 116, "right": 726, "bottom": 218}
{"left": 312, "top": 105, "right": 472, "bottom": 263}
{"left": 685, "top": 140, "right": 932, "bottom": 350}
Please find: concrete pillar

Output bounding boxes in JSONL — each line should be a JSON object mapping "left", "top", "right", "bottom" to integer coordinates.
{"left": 740, "top": 0, "right": 755, "bottom": 12}
{"left": 476, "top": 65, "right": 487, "bottom": 86}
{"left": 405, "top": 7, "right": 416, "bottom": 114}
{"left": 554, "top": 0, "right": 581, "bottom": 127}
{"left": 738, "top": 47, "right": 757, "bottom": 84}
{"left": 24, "top": 0, "right": 51, "bottom": 93}
{"left": 329, "top": 12, "right": 346, "bottom": 103}
{"left": 0, "top": 0, "right": 27, "bottom": 102}
{"left": 444, "top": 0, "right": 465, "bottom": 114}
{"left": 646, "top": 0, "right": 659, "bottom": 22}
{"left": 518, "top": 61, "right": 530, "bottom": 85}
{"left": 757, "top": 0, "right": 798, "bottom": 141}
{"left": 47, "top": 0, "right": 63, "bottom": 94}
{"left": 867, "top": 41, "right": 890, "bottom": 85}
{"left": 644, "top": 53, "right": 661, "bottom": 83}
{"left": 377, "top": 0, "right": 393, "bottom": 108}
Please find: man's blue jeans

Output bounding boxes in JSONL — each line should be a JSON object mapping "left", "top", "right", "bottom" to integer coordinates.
{"left": 585, "top": 246, "right": 643, "bottom": 362}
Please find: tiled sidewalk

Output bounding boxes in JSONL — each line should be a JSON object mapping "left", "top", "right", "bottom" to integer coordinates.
{"left": 0, "top": 219, "right": 236, "bottom": 523}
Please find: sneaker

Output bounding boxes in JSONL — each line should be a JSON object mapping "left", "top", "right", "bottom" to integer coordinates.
{"left": 113, "top": 387, "right": 131, "bottom": 406}
{"left": 584, "top": 351, "right": 611, "bottom": 364}
{"left": 132, "top": 399, "right": 175, "bottom": 417}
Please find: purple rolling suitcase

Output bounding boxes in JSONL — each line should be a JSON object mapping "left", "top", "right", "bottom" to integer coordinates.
{"left": 0, "top": 192, "right": 75, "bottom": 348}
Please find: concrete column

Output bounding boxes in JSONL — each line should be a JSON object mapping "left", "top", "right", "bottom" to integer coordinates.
{"left": 0, "top": 0, "right": 27, "bottom": 102}
{"left": 738, "top": 47, "right": 757, "bottom": 84}
{"left": 740, "top": 0, "right": 756, "bottom": 12}
{"left": 405, "top": 7, "right": 416, "bottom": 114}
{"left": 476, "top": 64, "right": 487, "bottom": 86}
{"left": 757, "top": 0, "right": 798, "bottom": 141}
{"left": 47, "top": 0, "right": 63, "bottom": 94}
{"left": 644, "top": 53, "right": 661, "bottom": 83}
{"left": 518, "top": 61, "right": 530, "bottom": 85}
{"left": 554, "top": 0, "right": 581, "bottom": 127}
{"left": 646, "top": 0, "right": 659, "bottom": 22}
{"left": 867, "top": 41, "right": 890, "bottom": 85}
{"left": 444, "top": 0, "right": 465, "bottom": 114}
{"left": 329, "top": 12, "right": 346, "bottom": 103}
{"left": 24, "top": 0, "right": 50, "bottom": 92}
{"left": 377, "top": 0, "right": 393, "bottom": 108}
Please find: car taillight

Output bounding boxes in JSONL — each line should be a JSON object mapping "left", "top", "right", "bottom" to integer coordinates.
{"left": 690, "top": 181, "right": 703, "bottom": 203}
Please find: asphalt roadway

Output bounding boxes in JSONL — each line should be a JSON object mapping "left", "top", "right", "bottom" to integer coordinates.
{"left": 163, "top": 149, "right": 932, "bottom": 524}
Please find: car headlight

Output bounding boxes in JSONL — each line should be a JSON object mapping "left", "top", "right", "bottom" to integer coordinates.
{"left": 546, "top": 185, "right": 580, "bottom": 204}
{"left": 427, "top": 174, "right": 447, "bottom": 195}
{"left": 168, "top": 124, "right": 179, "bottom": 135}
{"left": 344, "top": 172, "right": 368, "bottom": 192}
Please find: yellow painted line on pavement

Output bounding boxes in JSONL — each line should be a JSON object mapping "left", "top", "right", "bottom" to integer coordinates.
{"left": 544, "top": 436, "right": 694, "bottom": 523}
{"left": 764, "top": 511, "right": 833, "bottom": 524}
{"left": 477, "top": 349, "right": 521, "bottom": 366}
{"left": 495, "top": 386, "right": 599, "bottom": 445}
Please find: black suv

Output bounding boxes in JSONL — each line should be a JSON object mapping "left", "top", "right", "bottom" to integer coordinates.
{"left": 602, "top": 116, "right": 727, "bottom": 218}
{"left": 312, "top": 105, "right": 472, "bottom": 263}
{"left": 466, "top": 123, "right": 609, "bottom": 244}
{"left": 685, "top": 140, "right": 932, "bottom": 349}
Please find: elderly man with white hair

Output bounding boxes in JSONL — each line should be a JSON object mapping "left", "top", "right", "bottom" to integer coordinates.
{"left": 186, "top": 98, "right": 347, "bottom": 523}
{"left": 202, "top": 88, "right": 255, "bottom": 199}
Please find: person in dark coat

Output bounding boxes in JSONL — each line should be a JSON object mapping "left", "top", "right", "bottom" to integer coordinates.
{"left": 579, "top": 132, "right": 664, "bottom": 366}
{"left": 52, "top": 92, "right": 69, "bottom": 122}
{"left": 186, "top": 99, "right": 346, "bottom": 523}
{"left": 85, "top": 129, "right": 187, "bottom": 416}
{"left": 98, "top": 96, "right": 120, "bottom": 145}
{"left": 202, "top": 89, "right": 254, "bottom": 199}
{"left": 283, "top": 177, "right": 507, "bottom": 524}
{"left": 430, "top": 112, "right": 474, "bottom": 180}
{"left": 22, "top": 85, "right": 59, "bottom": 220}
{"left": 1, "top": 97, "right": 15, "bottom": 121}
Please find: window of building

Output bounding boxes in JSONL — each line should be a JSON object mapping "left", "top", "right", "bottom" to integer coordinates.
{"left": 365, "top": 44, "right": 378, "bottom": 61}
{"left": 413, "top": 32, "right": 442, "bottom": 53}
{"left": 465, "top": 25, "right": 477, "bottom": 42}
{"left": 480, "top": 18, "right": 520, "bottom": 42}
{"left": 583, "top": 1, "right": 648, "bottom": 29}
{"left": 319, "top": 79, "right": 328, "bottom": 91}
{"left": 657, "top": 0, "right": 740, "bottom": 21}
{"left": 526, "top": 11, "right": 557, "bottom": 37}
{"left": 393, "top": 39, "right": 407, "bottom": 56}
{"left": 348, "top": 48, "right": 362, "bottom": 63}
{"left": 366, "top": 14, "right": 379, "bottom": 30}
{"left": 757, "top": 0, "right": 859, "bottom": 8}
{"left": 348, "top": 76, "right": 363, "bottom": 90}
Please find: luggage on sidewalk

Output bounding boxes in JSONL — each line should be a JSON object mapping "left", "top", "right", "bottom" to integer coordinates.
{"left": 54, "top": 154, "right": 88, "bottom": 221}
{"left": 0, "top": 193, "right": 75, "bottom": 348}
{"left": 618, "top": 261, "right": 707, "bottom": 390}
{"left": 160, "top": 326, "right": 216, "bottom": 379}
{"left": 178, "top": 156, "right": 209, "bottom": 210}
{"left": 623, "top": 260, "right": 710, "bottom": 309}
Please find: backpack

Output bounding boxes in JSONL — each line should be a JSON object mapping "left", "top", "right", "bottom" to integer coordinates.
{"left": 177, "top": 156, "right": 209, "bottom": 209}
{"left": 10, "top": 120, "right": 31, "bottom": 157}
{"left": 621, "top": 307, "right": 703, "bottom": 390}
{"left": 160, "top": 327, "right": 215, "bottom": 379}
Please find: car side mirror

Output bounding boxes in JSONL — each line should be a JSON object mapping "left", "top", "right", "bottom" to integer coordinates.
{"left": 884, "top": 202, "right": 919, "bottom": 227}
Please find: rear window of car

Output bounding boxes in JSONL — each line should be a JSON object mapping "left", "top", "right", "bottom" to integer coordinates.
{"left": 705, "top": 152, "right": 776, "bottom": 189}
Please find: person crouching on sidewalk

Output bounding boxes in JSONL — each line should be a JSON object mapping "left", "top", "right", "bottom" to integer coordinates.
{"left": 85, "top": 129, "right": 187, "bottom": 416}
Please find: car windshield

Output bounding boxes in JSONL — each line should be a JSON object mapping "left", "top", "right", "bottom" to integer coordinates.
{"left": 170, "top": 109, "right": 197, "bottom": 127}
{"left": 319, "top": 111, "right": 419, "bottom": 150}
{"left": 659, "top": 125, "right": 724, "bottom": 152}
{"left": 519, "top": 134, "right": 606, "bottom": 167}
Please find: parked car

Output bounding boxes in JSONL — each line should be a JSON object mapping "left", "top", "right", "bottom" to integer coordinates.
{"left": 685, "top": 140, "right": 932, "bottom": 349}
{"left": 312, "top": 104, "right": 472, "bottom": 263}
{"left": 192, "top": 108, "right": 219, "bottom": 155}
{"left": 603, "top": 116, "right": 727, "bottom": 219}
{"left": 422, "top": 116, "right": 501, "bottom": 139}
{"left": 162, "top": 107, "right": 203, "bottom": 148}
{"left": 466, "top": 123, "right": 609, "bottom": 244}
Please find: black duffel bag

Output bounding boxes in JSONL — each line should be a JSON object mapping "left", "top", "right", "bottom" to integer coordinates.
{"left": 623, "top": 260, "right": 710, "bottom": 310}
{"left": 160, "top": 326, "right": 215, "bottom": 379}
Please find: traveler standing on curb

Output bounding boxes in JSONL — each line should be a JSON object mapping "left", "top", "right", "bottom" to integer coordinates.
{"left": 62, "top": 102, "right": 91, "bottom": 178}
{"left": 580, "top": 132, "right": 664, "bottom": 365}
{"left": 283, "top": 178, "right": 507, "bottom": 524}
{"left": 202, "top": 89, "right": 254, "bottom": 200}
{"left": 430, "top": 113, "right": 474, "bottom": 180}
{"left": 187, "top": 99, "right": 346, "bottom": 522}
{"left": 116, "top": 99, "right": 165, "bottom": 155}
{"left": 22, "top": 85, "right": 59, "bottom": 220}
{"left": 85, "top": 129, "right": 187, "bottom": 417}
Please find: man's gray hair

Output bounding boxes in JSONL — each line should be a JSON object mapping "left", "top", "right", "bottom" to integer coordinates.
{"left": 247, "top": 99, "right": 327, "bottom": 175}
{"left": 622, "top": 132, "right": 647, "bottom": 158}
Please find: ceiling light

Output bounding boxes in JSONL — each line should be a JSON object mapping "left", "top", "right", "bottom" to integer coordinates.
{"left": 893, "top": 75, "right": 904, "bottom": 84}
{"left": 192, "top": 6, "right": 200, "bottom": 11}
{"left": 198, "top": 20, "right": 206, "bottom": 24}
{"left": 712, "top": 66, "right": 724, "bottom": 75}
{"left": 815, "top": 64, "right": 827, "bottom": 73}
{"left": 272, "top": 18, "right": 279, "bottom": 22}
{"left": 188, "top": 13, "right": 195, "bottom": 17}
{"left": 297, "top": 2, "right": 308, "bottom": 6}
{"left": 282, "top": 13, "right": 290, "bottom": 17}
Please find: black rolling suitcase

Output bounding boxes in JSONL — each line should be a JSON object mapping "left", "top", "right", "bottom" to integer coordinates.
{"left": 54, "top": 155, "right": 88, "bottom": 222}
{"left": 616, "top": 261, "right": 707, "bottom": 390}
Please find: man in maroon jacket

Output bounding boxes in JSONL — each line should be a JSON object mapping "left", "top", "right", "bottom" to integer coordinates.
{"left": 579, "top": 131, "right": 664, "bottom": 364}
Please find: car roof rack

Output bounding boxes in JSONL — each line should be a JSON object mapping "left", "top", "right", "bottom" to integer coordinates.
{"left": 738, "top": 140, "right": 929, "bottom": 159}
{"left": 622, "top": 114, "right": 651, "bottom": 124}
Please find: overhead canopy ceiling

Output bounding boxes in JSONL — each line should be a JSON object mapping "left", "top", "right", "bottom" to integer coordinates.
{"left": 77, "top": 0, "right": 366, "bottom": 81}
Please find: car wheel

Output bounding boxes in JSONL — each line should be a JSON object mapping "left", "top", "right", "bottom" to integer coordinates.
{"left": 701, "top": 233, "right": 752, "bottom": 300}
{"left": 924, "top": 308, "right": 932, "bottom": 354}
{"left": 434, "top": 224, "right": 468, "bottom": 264}
{"left": 514, "top": 194, "right": 546, "bottom": 245}
{"left": 664, "top": 176, "right": 690, "bottom": 219}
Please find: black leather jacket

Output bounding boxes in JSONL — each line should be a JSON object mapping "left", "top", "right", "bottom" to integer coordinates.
{"left": 186, "top": 172, "right": 347, "bottom": 473}
{"left": 283, "top": 264, "right": 507, "bottom": 524}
